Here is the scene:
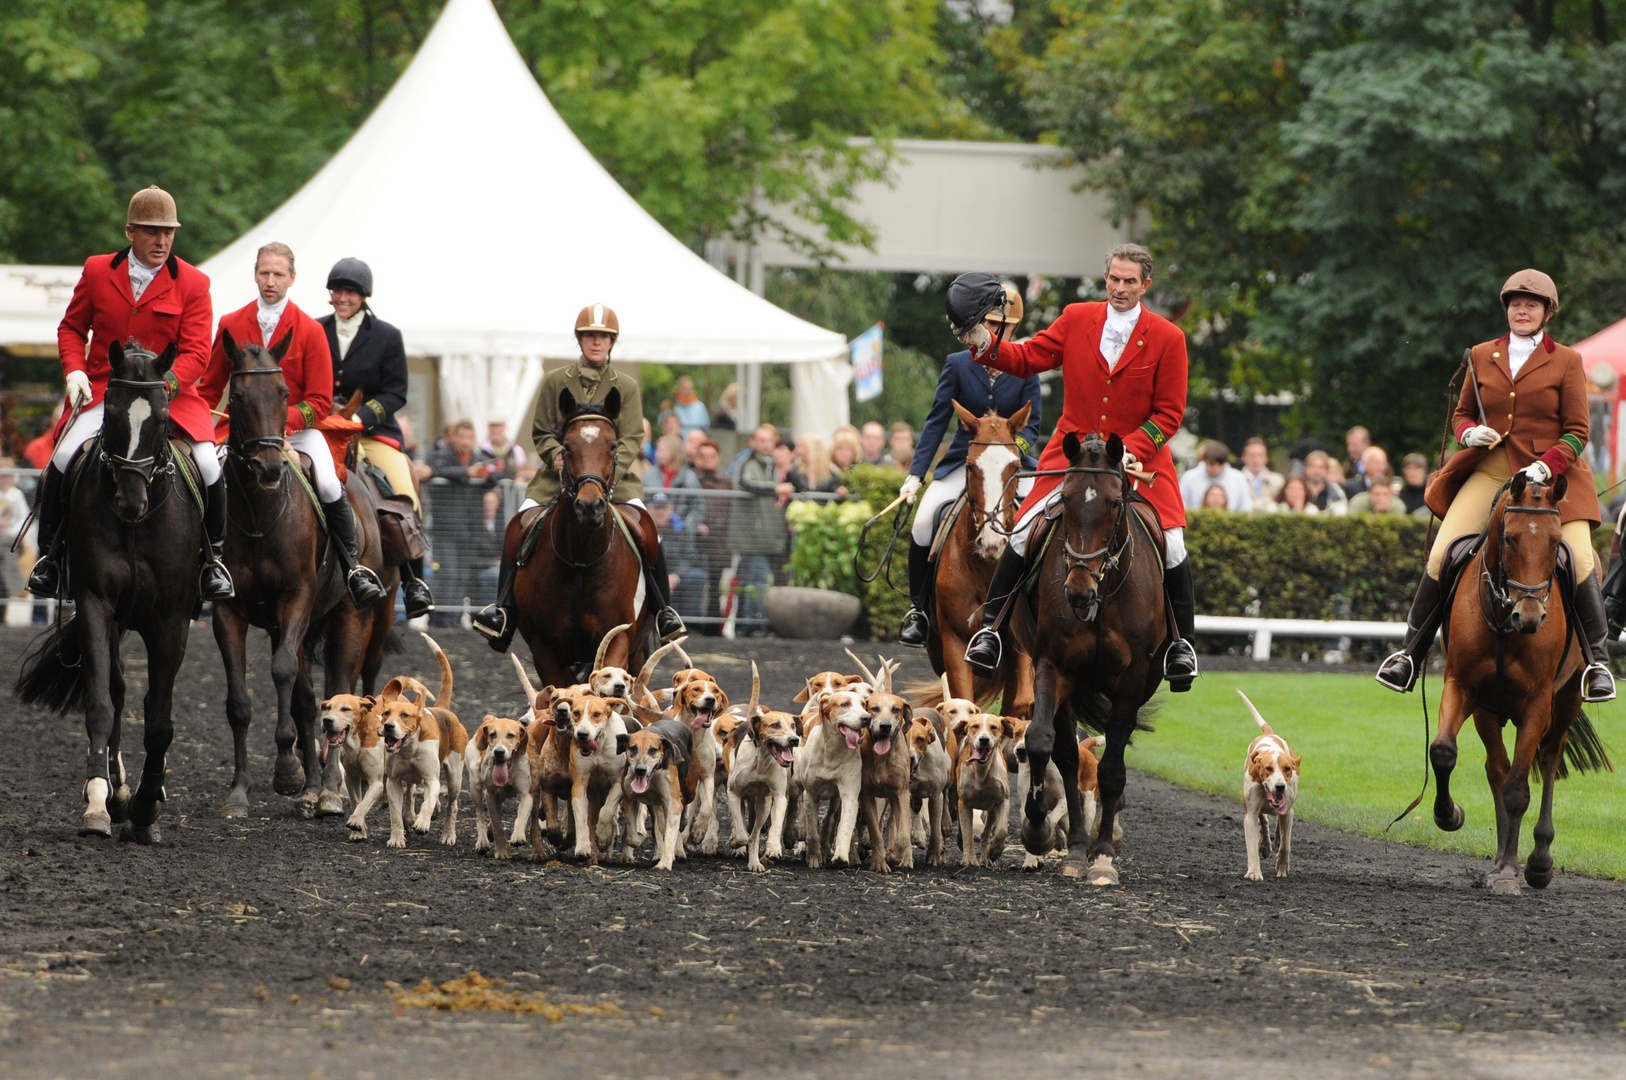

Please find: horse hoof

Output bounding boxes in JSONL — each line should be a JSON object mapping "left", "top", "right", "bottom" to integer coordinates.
{"left": 1057, "top": 854, "right": 1089, "bottom": 879}
{"left": 79, "top": 813, "right": 113, "bottom": 839}
{"left": 219, "top": 801, "right": 248, "bottom": 819}
{"left": 315, "top": 793, "right": 346, "bottom": 818}
{"left": 1525, "top": 856, "right": 1554, "bottom": 890}
{"left": 1488, "top": 873, "right": 1521, "bottom": 896}
{"left": 1085, "top": 856, "right": 1119, "bottom": 887}
{"left": 120, "top": 823, "right": 160, "bottom": 845}
{"left": 1435, "top": 803, "right": 1465, "bottom": 832}
{"left": 1020, "top": 818, "right": 1052, "bottom": 857}
{"left": 296, "top": 794, "right": 320, "bottom": 819}
{"left": 273, "top": 770, "right": 305, "bottom": 797}
{"left": 108, "top": 795, "right": 131, "bottom": 825}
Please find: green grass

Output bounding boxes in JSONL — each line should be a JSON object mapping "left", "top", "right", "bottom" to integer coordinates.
{"left": 1121, "top": 672, "right": 1626, "bottom": 880}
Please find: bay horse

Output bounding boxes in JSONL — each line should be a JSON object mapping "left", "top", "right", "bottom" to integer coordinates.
{"left": 212, "top": 330, "right": 398, "bottom": 819}
{"left": 1430, "top": 471, "right": 1611, "bottom": 894}
{"left": 926, "top": 401, "right": 1035, "bottom": 718}
{"left": 14, "top": 340, "right": 203, "bottom": 843}
{"left": 1010, "top": 432, "right": 1170, "bottom": 885}
{"left": 503, "top": 387, "right": 656, "bottom": 687}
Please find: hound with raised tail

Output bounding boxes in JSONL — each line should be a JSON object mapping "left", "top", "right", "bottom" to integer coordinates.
{"left": 377, "top": 635, "right": 469, "bottom": 848}
{"left": 848, "top": 650, "right": 913, "bottom": 873}
{"left": 952, "top": 710, "right": 1013, "bottom": 867}
{"left": 671, "top": 659, "right": 727, "bottom": 854}
{"left": 1238, "top": 690, "right": 1300, "bottom": 881}
{"left": 904, "top": 708, "right": 951, "bottom": 866}
{"left": 793, "top": 680, "right": 871, "bottom": 868}
{"left": 318, "top": 693, "right": 383, "bottom": 838}
{"left": 725, "top": 663, "right": 802, "bottom": 872}
{"left": 470, "top": 714, "right": 531, "bottom": 859}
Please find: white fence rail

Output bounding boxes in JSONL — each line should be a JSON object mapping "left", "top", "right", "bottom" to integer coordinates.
{"left": 1195, "top": 615, "right": 1406, "bottom": 661}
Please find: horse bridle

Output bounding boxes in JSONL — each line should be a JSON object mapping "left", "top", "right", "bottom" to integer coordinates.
{"left": 100, "top": 377, "right": 176, "bottom": 485}
{"left": 557, "top": 412, "right": 616, "bottom": 500}
{"left": 222, "top": 366, "right": 294, "bottom": 537}
{"left": 1481, "top": 501, "right": 1561, "bottom": 631}
{"left": 1057, "top": 465, "right": 1134, "bottom": 607}
{"left": 964, "top": 438, "right": 1021, "bottom": 534}
{"left": 223, "top": 366, "right": 290, "bottom": 459}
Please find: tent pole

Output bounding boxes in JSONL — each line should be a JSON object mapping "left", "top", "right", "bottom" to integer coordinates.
{"left": 739, "top": 240, "right": 764, "bottom": 432}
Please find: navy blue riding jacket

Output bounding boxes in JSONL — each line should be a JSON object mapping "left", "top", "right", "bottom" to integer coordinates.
{"left": 318, "top": 310, "right": 410, "bottom": 449}
{"left": 908, "top": 349, "right": 1042, "bottom": 480}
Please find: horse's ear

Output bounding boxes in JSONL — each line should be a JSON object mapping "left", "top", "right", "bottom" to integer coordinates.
{"left": 154, "top": 342, "right": 178, "bottom": 376}
{"left": 1553, "top": 473, "right": 1568, "bottom": 501}
{"left": 1062, "top": 431, "right": 1082, "bottom": 463}
{"left": 558, "top": 388, "right": 577, "bottom": 417}
{"left": 1510, "top": 472, "right": 1527, "bottom": 500}
{"left": 268, "top": 330, "right": 293, "bottom": 363}
{"left": 1106, "top": 433, "right": 1124, "bottom": 467}
{"left": 107, "top": 339, "right": 125, "bottom": 371}
{"left": 1007, "top": 401, "right": 1032, "bottom": 435}
{"left": 951, "top": 401, "right": 979, "bottom": 430}
{"left": 603, "top": 387, "right": 621, "bottom": 421}
{"left": 221, "top": 327, "right": 241, "bottom": 365}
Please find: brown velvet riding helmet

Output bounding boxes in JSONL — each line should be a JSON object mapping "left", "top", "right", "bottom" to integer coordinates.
{"left": 574, "top": 304, "right": 620, "bottom": 337}
{"left": 1500, "top": 269, "right": 1560, "bottom": 313}
{"left": 127, "top": 185, "right": 181, "bottom": 228}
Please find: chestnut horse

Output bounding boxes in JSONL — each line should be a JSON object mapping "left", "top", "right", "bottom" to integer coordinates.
{"left": 1011, "top": 432, "right": 1171, "bottom": 885}
{"left": 504, "top": 387, "right": 657, "bottom": 687}
{"left": 14, "top": 341, "right": 202, "bottom": 843}
{"left": 926, "top": 402, "right": 1034, "bottom": 717}
{"left": 1430, "top": 472, "right": 1611, "bottom": 895}
{"left": 212, "top": 331, "right": 399, "bottom": 819}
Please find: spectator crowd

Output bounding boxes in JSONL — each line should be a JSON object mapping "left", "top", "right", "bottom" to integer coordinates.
{"left": 1177, "top": 425, "right": 1434, "bottom": 519}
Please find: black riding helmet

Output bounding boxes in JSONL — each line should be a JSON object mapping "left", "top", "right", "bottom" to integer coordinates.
{"left": 326, "top": 257, "right": 373, "bottom": 297}
{"left": 945, "top": 272, "right": 1009, "bottom": 338}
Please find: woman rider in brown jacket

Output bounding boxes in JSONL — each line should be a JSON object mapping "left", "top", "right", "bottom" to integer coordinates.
{"left": 1375, "top": 270, "right": 1614, "bottom": 702}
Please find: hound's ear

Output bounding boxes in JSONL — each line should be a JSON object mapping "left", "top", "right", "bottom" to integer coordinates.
{"left": 899, "top": 702, "right": 914, "bottom": 725}
{"left": 792, "top": 685, "right": 811, "bottom": 703}
{"left": 1105, "top": 433, "right": 1124, "bottom": 467}
{"left": 713, "top": 687, "right": 729, "bottom": 709}
{"left": 1554, "top": 473, "right": 1568, "bottom": 501}
{"left": 514, "top": 724, "right": 528, "bottom": 752}
{"left": 1008, "top": 401, "right": 1032, "bottom": 435}
{"left": 1291, "top": 754, "right": 1302, "bottom": 770}
{"left": 1510, "top": 471, "right": 1527, "bottom": 500}
{"left": 616, "top": 733, "right": 629, "bottom": 755}
{"left": 951, "top": 400, "right": 979, "bottom": 430}
{"left": 534, "top": 686, "right": 556, "bottom": 714}
{"left": 1062, "top": 431, "right": 1082, "bottom": 463}
{"left": 603, "top": 387, "right": 621, "bottom": 421}
{"left": 475, "top": 721, "right": 493, "bottom": 753}
{"left": 380, "top": 677, "right": 407, "bottom": 702}
{"left": 922, "top": 723, "right": 937, "bottom": 745}
{"left": 1001, "top": 716, "right": 1017, "bottom": 739}
{"left": 748, "top": 711, "right": 765, "bottom": 743}
{"left": 154, "top": 342, "right": 178, "bottom": 376}
{"left": 558, "top": 387, "right": 577, "bottom": 417}
{"left": 268, "top": 330, "right": 293, "bottom": 364}
{"left": 951, "top": 717, "right": 970, "bottom": 741}
{"left": 220, "top": 329, "right": 240, "bottom": 365}
{"left": 359, "top": 695, "right": 376, "bottom": 713}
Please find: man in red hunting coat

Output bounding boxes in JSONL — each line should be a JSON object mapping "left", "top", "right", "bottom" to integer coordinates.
{"left": 953, "top": 245, "right": 1199, "bottom": 691}
{"left": 32, "top": 186, "right": 233, "bottom": 599}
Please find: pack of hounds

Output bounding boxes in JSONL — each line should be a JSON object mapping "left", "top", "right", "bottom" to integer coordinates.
{"left": 318, "top": 631, "right": 1301, "bottom": 879}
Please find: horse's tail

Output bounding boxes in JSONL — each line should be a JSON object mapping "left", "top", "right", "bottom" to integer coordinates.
{"left": 1554, "top": 710, "right": 1613, "bottom": 779}
{"left": 905, "top": 675, "right": 1004, "bottom": 712}
{"left": 1068, "top": 687, "right": 1160, "bottom": 741}
{"left": 420, "top": 632, "right": 453, "bottom": 713}
{"left": 14, "top": 616, "right": 85, "bottom": 714}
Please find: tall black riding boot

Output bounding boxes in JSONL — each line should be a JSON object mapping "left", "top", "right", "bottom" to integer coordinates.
{"left": 199, "top": 478, "right": 236, "bottom": 600}
{"left": 898, "top": 541, "right": 931, "bottom": 647}
{"left": 1375, "top": 574, "right": 1448, "bottom": 693}
{"left": 401, "top": 554, "right": 434, "bottom": 620}
{"left": 649, "top": 544, "right": 686, "bottom": 642}
{"left": 323, "top": 497, "right": 387, "bottom": 606}
{"left": 473, "top": 559, "right": 517, "bottom": 652}
{"left": 25, "top": 464, "right": 68, "bottom": 597}
{"left": 964, "top": 546, "right": 1025, "bottom": 676}
{"left": 1602, "top": 552, "right": 1626, "bottom": 635}
{"left": 1575, "top": 572, "right": 1617, "bottom": 703}
{"left": 1164, "top": 560, "right": 1199, "bottom": 691}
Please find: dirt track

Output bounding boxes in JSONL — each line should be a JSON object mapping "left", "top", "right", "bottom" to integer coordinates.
{"left": 3, "top": 625, "right": 1625, "bottom": 1079}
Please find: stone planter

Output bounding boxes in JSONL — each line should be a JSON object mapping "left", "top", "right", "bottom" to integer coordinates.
{"left": 762, "top": 586, "right": 863, "bottom": 640}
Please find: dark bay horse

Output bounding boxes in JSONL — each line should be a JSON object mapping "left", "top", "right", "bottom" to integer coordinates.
{"left": 927, "top": 402, "right": 1034, "bottom": 717}
{"left": 1010, "top": 432, "right": 1170, "bottom": 885}
{"left": 1431, "top": 472, "right": 1611, "bottom": 895}
{"left": 212, "top": 331, "right": 398, "bottom": 819}
{"left": 503, "top": 387, "right": 656, "bottom": 687}
{"left": 15, "top": 341, "right": 202, "bottom": 843}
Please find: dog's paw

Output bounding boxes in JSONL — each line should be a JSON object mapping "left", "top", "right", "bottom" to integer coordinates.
{"left": 387, "top": 836, "right": 407, "bottom": 850}
{"left": 440, "top": 832, "right": 457, "bottom": 846}
{"left": 1243, "top": 867, "right": 1263, "bottom": 882}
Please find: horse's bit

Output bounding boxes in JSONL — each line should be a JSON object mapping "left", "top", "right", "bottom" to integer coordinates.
{"left": 557, "top": 413, "right": 615, "bottom": 500}
{"left": 100, "top": 378, "right": 175, "bottom": 485}
{"left": 1059, "top": 465, "right": 1135, "bottom": 614}
{"left": 964, "top": 438, "right": 1020, "bottom": 535}
{"left": 1480, "top": 502, "right": 1561, "bottom": 632}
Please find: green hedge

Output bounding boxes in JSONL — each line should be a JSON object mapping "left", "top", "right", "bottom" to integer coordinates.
{"left": 846, "top": 463, "right": 913, "bottom": 639}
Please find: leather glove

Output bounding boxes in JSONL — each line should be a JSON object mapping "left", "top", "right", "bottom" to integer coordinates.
{"left": 1523, "top": 461, "right": 1552, "bottom": 485}
{"left": 1460, "top": 425, "right": 1500, "bottom": 449}
{"left": 900, "top": 475, "right": 922, "bottom": 503}
{"left": 65, "top": 371, "right": 92, "bottom": 409}
{"left": 956, "top": 322, "right": 993, "bottom": 356}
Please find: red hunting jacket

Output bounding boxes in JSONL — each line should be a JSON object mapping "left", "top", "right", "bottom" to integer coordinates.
{"left": 199, "top": 300, "right": 335, "bottom": 438}
{"left": 978, "top": 301, "right": 1189, "bottom": 531}
{"left": 55, "top": 249, "right": 216, "bottom": 443}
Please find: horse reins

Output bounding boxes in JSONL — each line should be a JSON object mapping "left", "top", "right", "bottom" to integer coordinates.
{"left": 1055, "top": 465, "right": 1135, "bottom": 611}
{"left": 549, "top": 412, "right": 619, "bottom": 570}
{"left": 1478, "top": 500, "right": 1561, "bottom": 633}
{"left": 221, "top": 366, "right": 296, "bottom": 538}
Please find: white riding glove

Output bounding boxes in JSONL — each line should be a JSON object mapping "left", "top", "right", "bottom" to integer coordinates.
{"left": 956, "top": 322, "right": 993, "bottom": 357}
{"left": 1523, "top": 460, "right": 1552, "bottom": 485}
{"left": 1460, "top": 425, "right": 1500, "bottom": 449}
{"left": 1122, "top": 449, "right": 1141, "bottom": 474}
{"left": 65, "top": 371, "right": 92, "bottom": 409}
{"left": 900, "top": 475, "right": 922, "bottom": 503}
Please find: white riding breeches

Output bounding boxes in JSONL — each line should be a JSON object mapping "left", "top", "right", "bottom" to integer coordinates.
{"left": 52, "top": 402, "right": 221, "bottom": 486}
{"left": 1007, "top": 486, "right": 1186, "bottom": 568}
{"left": 287, "top": 427, "right": 342, "bottom": 503}
{"left": 910, "top": 466, "right": 1036, "bottom": 548}
{"left": 518, "top": 496, "right": 646, "bottom": 513}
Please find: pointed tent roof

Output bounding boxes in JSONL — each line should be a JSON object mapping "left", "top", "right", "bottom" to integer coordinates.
{"left": 200, "top": 0, "right": 845, "bottom": 365}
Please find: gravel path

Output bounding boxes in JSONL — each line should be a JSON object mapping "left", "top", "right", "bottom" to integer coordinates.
{"left": 2, "top": 625, "right": 1624, "bottom": 1079}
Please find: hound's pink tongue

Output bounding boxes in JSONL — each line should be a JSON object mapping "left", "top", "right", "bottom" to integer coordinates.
{"left": 630, "top": 774, "right": 650, "bottom": 794}
{"left": 842, "top": 728, "right": 863, "bottom": 750}
{"left": 493, "top": 762, "right": 511, "bottom": 788}
{"left": 873, "top": 737, "right": 893, "bottom": 756}
{"left": 970, "top": 745, "right": 988, "bottom": 762}
{"left": 693, "top": 710, "right": 714, "bottom": 729}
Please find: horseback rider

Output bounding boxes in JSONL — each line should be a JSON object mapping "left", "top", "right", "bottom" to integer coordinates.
{"left": 1376, "top": 270, "right": 1614, "bottom": 702}
{"left": 897, "top": 281, "right": 1041, "bottom": 647}
{"left": 315, "top": 258, "right": 434, "bottom": 618}
{"left": 198, "top": 244, "right": 387, "bottom": 607}
{"left": 32, "top": 185, "right": 234, "bottom": 600}
{"left": 954, "top": 247, "right": 1201, "bottom": 691}
{"left": 472, "top": 304, "right": 686, "bottom": 649}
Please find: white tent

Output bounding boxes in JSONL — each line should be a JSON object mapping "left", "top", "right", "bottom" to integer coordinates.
{"left": 200, "top": 0, "right": 848, "bottom": 437}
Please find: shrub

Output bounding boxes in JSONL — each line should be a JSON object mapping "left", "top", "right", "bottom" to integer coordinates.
{"left": 785, "top": 498, "right": 873, "bottom": 595}
{"left": 846, "top": 463, "right": 913, "bottom": 638}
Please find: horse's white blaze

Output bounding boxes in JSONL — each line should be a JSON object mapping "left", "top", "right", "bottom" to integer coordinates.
{"left": 1083, "top": 488, "right": 1097, "bottom": 503}
{"left": 124, "top": 397, "right": 153, "bottom": 460}
{"left": 580, "top": 425, "right": 601, "bottom": 443}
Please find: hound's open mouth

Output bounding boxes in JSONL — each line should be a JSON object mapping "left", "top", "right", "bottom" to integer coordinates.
{"left": 692, "top": 709, "right": 715, "bottom": 729}
{"left": 321, "top": 730, "right": 345, "bottom": 763}
{"left": 492, "top": 761, "right": 511, "bottom": 788}
{"left": 841, "top": 727, "right": 863, "bottom": 750}
{"left": 969, "top": 743, "right": 990, "bottom": 762}
{"left": 771, "top": 745, "right": 795, "bottom": 767}
{"left": 871, "top": 736, "right": 893, "bottom": 756}
{"left": 1266, "top": 789, "right": 1290, "bottom": 815}
{"left": 630, "top": 773, "right": 650, "bottom": 794}
{"left": 578, "top": 737, "right": 599, "bottom": 756}
{"left": 383, "top": 733, "right": 404, "bottom": 754}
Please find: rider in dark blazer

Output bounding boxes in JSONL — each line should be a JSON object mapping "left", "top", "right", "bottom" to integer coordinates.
{"left": 315, "top": 258, "right": 433, "bottom": 619}
{"left": 897, "top": 283, "right": 1042, "bottom": 647}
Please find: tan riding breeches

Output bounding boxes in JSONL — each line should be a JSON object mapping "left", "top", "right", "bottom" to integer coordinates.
{"left": 1426, "top": 448, "right": 1594, "bottom": 581}
{"left": 357, "top": 437, "right": 420, "bottom": 513}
